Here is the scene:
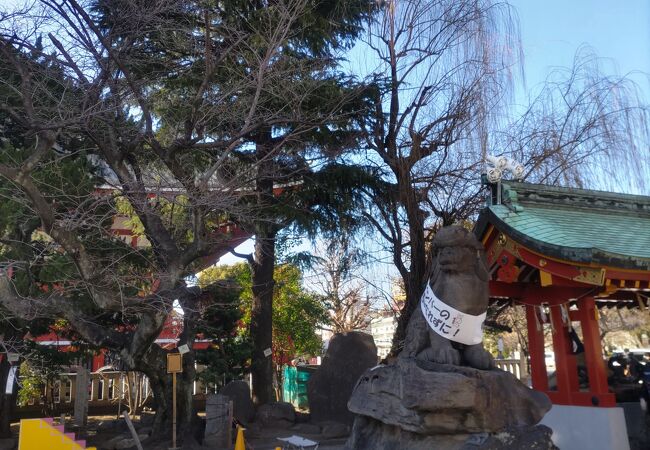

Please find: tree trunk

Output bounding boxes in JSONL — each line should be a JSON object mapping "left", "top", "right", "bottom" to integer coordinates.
{"left": 248, "top": 128, "right": 278, "bottom": 405}
{"left": 390, "top": 168, "right": 430, "bottom": 356}
{"left": 391, "top": 276, "right": 422, "bottom": 356}
{"left": 178, "top": 297, "right": 198, "bottom": 439}
{"left": 136, "top": 345, "right": 196, "bottom": 444}
{"left": 250, "top": 226, "right": 276, "bottom": 405}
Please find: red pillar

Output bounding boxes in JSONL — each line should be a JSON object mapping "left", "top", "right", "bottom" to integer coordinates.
{"left": 92, "top": 350, "right": 106, "bottom": 372}
{"left": 550, "top": 304, "right": 580, "bottom": 404}
{"left": 525, "top": 304, "right": 548, "bottom": 391}
{"left": 578, "top": 296, "right": 615, "bottom": 406}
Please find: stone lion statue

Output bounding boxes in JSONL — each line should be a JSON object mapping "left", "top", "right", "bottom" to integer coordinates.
{"left": 400, "top": 226, "right": 494, "bottom": 370}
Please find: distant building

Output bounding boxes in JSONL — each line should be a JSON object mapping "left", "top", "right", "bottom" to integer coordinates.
{"left": 370, "top": 312, "right": 397, "bottom": 359}
{"left": 368, "top": 278, "right": 405, "bottom": 359}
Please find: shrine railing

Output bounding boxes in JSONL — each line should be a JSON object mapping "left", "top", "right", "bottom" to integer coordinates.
{"left": 494, "top": 357, "right": 529, "bottom": 383}
{"left": 14, "top": 370, "right": 211, "bottom": 417}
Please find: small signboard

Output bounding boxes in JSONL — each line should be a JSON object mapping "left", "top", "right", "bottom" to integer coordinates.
{"left": 5, "top": 366, "right": 17, "bottom": 394}
{"left": 263, "top": 348, "right": 272, "bottom": 358}
{"left": 167, "top": 353, "right": 183, "bottom": 374}
{"left": 178, "top": 344, "right": 190, "bottom": 355}
{"left": 7, "top": 352, "right": 19, "bottom": 363}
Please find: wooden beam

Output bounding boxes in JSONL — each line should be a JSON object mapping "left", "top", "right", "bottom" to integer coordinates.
{"left": 489, "top": 281, "right": 593, "bottom": 303}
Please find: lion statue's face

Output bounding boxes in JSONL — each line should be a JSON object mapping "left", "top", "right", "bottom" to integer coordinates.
{"left": 436, "top": 245, "right": 477, "bottom": 273}
{"left": 430, "top": 226, "right": 489, "bottom": 282}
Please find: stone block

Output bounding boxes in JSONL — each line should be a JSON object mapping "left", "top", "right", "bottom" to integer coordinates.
{"left": 204, "top": 394, "right": 232, "bottom": 448}
{"left": 256, "top": 401, "right": 296, "bottom": 427}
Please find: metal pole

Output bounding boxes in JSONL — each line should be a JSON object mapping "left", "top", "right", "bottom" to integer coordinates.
{"left": 122, "top": 410, "right": 144, "bottom": 450}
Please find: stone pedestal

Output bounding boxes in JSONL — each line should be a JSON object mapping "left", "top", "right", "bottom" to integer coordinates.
{"left": 74, "top": 367, "right": 89, "bottom": 427}
{"left": 345, "top": 358, "right": 556, "bottom": 449}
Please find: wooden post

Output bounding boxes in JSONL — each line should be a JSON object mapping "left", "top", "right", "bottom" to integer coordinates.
{"left": 525, "top": 304, "right": 549, "bottom": 391}
{"left": 519, "top": 345, "right": 529, "bottom": 384}
{"left": 91, "top": 375, "right": 99, "bottom": 401}
{"left": 172, "top": 371, "right": 177, "bottom": 449}
{"left": 550, "top": 304, "right": 580, "bottom": 403}
{"left": 578, "top": 296, "right": 616, "bottom": 406}
{"left": 102, "top": 374, "right": 109, "bottom": 402}
{"left": 166, "top": 352, "right": 182, "bottom": 450}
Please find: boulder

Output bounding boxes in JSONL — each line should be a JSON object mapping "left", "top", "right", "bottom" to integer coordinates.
{"left": 308, "top": 331, "right": 377, "bottom": 425}
{"left": 220, "top": 380, "right": 255, "bottom": 425}
{"left": 345, "top": 358, "right": 555, "bottom": 449}
{"left": 321, "top": 422, "right": 350, "bottom": 439}
{"left": 256, "top": 401, "right": 296, "bottom": 427}
{"left": 345, "top": 416, "right": 557, "bottom": 450}
{"left": 348, "top": 358, "right": 551, "bottom": 435}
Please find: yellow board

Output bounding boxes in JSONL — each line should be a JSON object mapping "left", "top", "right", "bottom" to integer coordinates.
{"left": 167, "top": 352, "right": 183, "bottom": 373}
{"left": 18, "top": 418, "right": 96, "bottom": 450}
{"left": 234, "top": 425, "right": 246, "bottom": 450}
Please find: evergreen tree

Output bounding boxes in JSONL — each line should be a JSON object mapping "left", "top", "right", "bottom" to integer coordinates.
{"left": 0, "top": 1, "right": 376, "bottom": 440}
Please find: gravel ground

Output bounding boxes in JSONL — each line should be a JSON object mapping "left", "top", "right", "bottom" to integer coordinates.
{"left": 10, "top": 415, "right": 350, "bottom": 449}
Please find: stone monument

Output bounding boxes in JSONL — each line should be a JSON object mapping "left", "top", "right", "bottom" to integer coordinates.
{"left": 220, "top": 380, "right": 255, "bottom": 425}
{"left": 73, "top": 366, "right": 89, "bottom": 427}
{"left": 345, "top": 226, "right": 555, "bottom": 449}
{"left": 308, "top": 331, "right": 377, "bottom": 426}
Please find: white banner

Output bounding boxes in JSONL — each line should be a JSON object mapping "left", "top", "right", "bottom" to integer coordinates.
{"left": 420, "top": 284, "right": 486, "bottom": 345}
{"left": 5, "top": 366, "right": 17, "bottom": 394}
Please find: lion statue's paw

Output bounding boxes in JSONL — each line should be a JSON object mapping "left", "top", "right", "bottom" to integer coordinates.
{"left": 417, "top": 346, "right": 461, "bottom": 365}
{"left": 463, "top": 344, "right": 494, "bottom": 370}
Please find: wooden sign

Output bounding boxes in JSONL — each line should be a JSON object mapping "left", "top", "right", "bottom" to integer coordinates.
{"left": 167, "top": 353, "right": 183, "bottom": 374}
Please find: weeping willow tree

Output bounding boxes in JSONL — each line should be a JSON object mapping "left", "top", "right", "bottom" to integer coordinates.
{"left": 355, "top": 0, "right": 650, "bottom": 354}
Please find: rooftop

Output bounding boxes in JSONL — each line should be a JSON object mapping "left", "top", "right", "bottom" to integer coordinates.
{"left": 475, "top": 181, "right": 650, "bottom": 271}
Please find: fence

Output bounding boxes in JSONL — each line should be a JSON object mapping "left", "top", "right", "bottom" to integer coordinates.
{"left": 22, "top": 371, "right": 145, "bottom": 405}
{"left": 494, "top": 356, "right": 529, "bottom": 382}
{"left": 14, "top": 369, "right": 215, "bottom": 419}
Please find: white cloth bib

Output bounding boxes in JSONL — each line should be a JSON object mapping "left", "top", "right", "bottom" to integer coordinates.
{"left": 420, "top": 284, "right": 486, "bottom": 345}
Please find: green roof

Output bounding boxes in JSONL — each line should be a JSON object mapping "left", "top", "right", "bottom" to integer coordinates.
{"left": 475, "top": 181, "right": 650, "bottom": 271}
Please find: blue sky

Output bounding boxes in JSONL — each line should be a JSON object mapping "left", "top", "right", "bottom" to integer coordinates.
{"left": 221, "top": 1, "right": 650, "bottom": 267}
{"left": 512, "top": 0, "right": 649, "bottom": 94}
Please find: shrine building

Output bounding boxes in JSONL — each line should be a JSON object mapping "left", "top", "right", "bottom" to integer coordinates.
{"left": 474, "top": 180, "right": 650, "bottom": 450}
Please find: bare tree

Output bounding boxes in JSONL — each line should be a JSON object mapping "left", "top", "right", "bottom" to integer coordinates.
{"left": 598, "top": 306, "right": 650, "bottom": 349}
{"left": 358, "top": 0, "right": 650, "bottom": 355}
{"left": 311, "top": 236, "right": 372, "bottom": 334}
{"left": 0, "top": 0, "right": 369, "bottom": 436}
